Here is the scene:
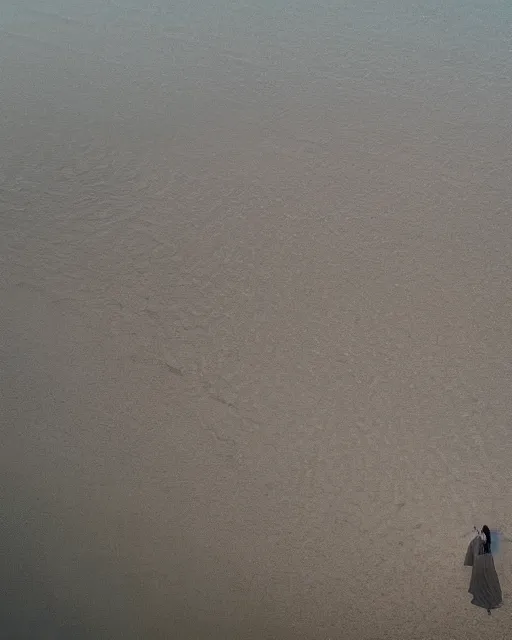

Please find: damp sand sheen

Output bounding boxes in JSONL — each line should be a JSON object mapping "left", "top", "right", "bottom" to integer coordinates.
{"left": 2, "top": 1, "right": 512, "bottom": 638}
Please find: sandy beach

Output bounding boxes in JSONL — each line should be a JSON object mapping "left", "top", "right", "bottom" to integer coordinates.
{"left": 2, "top": 1, "right": 512, "bottom": 638}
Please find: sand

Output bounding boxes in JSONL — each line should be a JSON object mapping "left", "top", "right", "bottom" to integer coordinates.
{"left": 2, "top": 1, "right": 512, "bottom": 638}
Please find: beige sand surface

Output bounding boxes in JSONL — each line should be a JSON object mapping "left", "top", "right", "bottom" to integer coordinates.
{"left": 2, "top": 1, "right": 512, "bottom": 638}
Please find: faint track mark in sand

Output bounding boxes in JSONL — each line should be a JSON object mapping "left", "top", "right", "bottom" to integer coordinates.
{"left": 162, "top": 362, "right": 184, "bottom": 378}
{"left": 206, "top": 393, "right": 262, "bottom": 427}
{"left": 208, "top": 393, "right": 237, "bottom": 410}
{"left": 165, "top": 357, "right": 263, "bottom": 430}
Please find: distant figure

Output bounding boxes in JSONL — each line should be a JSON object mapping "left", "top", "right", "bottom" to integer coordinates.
{"left": 464, "top": 525, "right": 503, "bottom": 614}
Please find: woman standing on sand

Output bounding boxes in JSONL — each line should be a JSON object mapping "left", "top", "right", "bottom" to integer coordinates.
{"left": 464, "top": 525, "right": 503, "bottom": 614}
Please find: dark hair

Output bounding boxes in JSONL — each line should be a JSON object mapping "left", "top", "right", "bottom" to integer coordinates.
{"left": 482, "top": 525, "right": 491, "bottom": 554}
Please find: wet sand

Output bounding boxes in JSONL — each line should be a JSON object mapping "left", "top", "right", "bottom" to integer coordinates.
{"left": 2, "top": 1, "right": 512, "bottom": 638}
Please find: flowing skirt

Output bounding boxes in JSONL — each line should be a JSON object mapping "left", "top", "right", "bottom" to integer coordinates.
{"left": 468, "top": 553, "right": 503, "bottom": 610}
